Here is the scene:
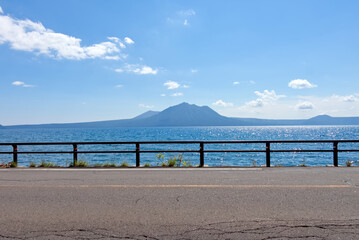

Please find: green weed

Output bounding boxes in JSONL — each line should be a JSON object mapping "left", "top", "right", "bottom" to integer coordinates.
{"left": 69, "top": 160, "right": 88, "bottom": 167}
{"left": 10, "top": 161, "right": 17, "bottom": 168}
{"left": 346, "top": 160, "right": 354, "bottom": 167}
{"left": 103, "top": 162, "right": 116, "bottom": 167}
{"left": 167, "top": 158, "right": 176, "bottom": 167}
{"left": 29, "top": 162, "right": 37, "bottom": 168}
{"left": 38, "top": 160, "right": 57, "bottom": 167}
{"left": 120, "top": 162, "right": 129, "bottom": 167}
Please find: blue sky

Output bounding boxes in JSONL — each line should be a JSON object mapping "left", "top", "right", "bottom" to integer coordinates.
{"left": 1, "top": 0, "right": 359, "bottom": 125}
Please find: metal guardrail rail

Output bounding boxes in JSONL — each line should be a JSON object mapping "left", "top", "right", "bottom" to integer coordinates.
{"left": 0, "top": 140, "right": 359, "bottom": 167}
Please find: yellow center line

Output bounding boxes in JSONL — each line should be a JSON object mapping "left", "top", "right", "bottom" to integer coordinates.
{"left": 0, "top": 184, "right": 352, "bottom": 188}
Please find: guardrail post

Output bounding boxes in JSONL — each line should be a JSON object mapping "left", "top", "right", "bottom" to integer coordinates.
{"left": 136, "top": 143, "right": 140, "bottom": 167}
{"left": 266, "top": 142, "right": 271, "bottom": 167}
{"left": 12, "top": 144, "right": 18, "bottom": 165}
{"left": 73, "top": 144, "right": 78, "bottom": 166}
{"left": 333, "top": 141, "right": 338, "bottom": 167}
{"left": 199, "top": 142, "right": 204, "bottom": 167}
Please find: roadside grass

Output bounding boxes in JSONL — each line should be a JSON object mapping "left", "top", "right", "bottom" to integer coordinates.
{"left": 119, "top": 162, "right": 129, "bottom": 167}
{"left": 157, "top": 153, "right": 193, "bottom": 167}
{"left": 69, "top": 160, "right": 88, "bottom": 168}
{"left": 29, "top": 162, "right": 37, "bottom": 168}
{"left": 38, "top": 160, "right": 58, "bottom": 168}
{"left": 103, "top": 162, "right": 117, "bottom": 167}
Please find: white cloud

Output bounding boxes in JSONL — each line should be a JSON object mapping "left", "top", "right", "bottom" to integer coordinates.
{"left": 288, "top": 79, "right": 317, "bottom": 89}
{"left": 246, "top": 99, "right": 263, "bottom": 108}
{"left": 254, "top": 90, "right": 285, "bottom": 101}
{"left": 0, "top": 6, "right": 3, "bottom": 14}
{"left": 107, "top": 37, "right": 126, "bottom": 49}
{"left": 171, "top": 92, "right": 183, "bottom": 97}
{"left": 243, "top": 90, "right": 285, "bottom": 108}
{"left": 164, "top": 81, "right": 180, "bottom": 89}
{"left": 212, "top": 100, "right": 234, "bottom": 107}
{"left": 296, "top": 101, "right": 314, "bottom": 110}
{"left": 139, "top": 104, "right": 154, "bottom": 109}
{"left": 183, "top": 85, "right": 190, "bottom": 88}
{"left": 0, "top": 12, "right": 129, "bottom": 60}
{"left": 114, "top": 84, "right": 123, "bottom": 88}
{"left": 115, "top": 64, "right": 158, "bottom": 75}
{"left": 124, "top": 37, "right": 134, "bottom": 44}
{"left": 190, "top": 69, "right": 198, "bottom": 73}
{"left": 233, "top": 81, "right": 239, "bottom": 85}
{"left": 12, "top": 81, "right": 34, "bottom": 87}
{"left": 184, "top": 19, "right": 188, "bottom": 26}
{"left": 12, "top": 81, "right": 24, "bottom": 86}
{"left": 136, "top": 65, "right": 157, "bottom": 75}
{"left": 160, "top": 94, "right": 166, "bottom": 97}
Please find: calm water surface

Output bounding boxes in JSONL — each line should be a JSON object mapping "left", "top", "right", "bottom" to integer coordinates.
{"left": 0, "top": 126, "right": 358, "bottom": 167}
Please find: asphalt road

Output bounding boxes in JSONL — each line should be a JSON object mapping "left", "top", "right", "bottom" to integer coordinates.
{"left": 0, "top": 167, "right": 358, "bottom": 239}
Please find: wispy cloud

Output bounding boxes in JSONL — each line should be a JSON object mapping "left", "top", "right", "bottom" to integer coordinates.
{"left": 333, "top": 94, "right": 359, "bottom": 103}
{"left": 0, "top": 6, "right": 3, "bottom": 14}
{"left": 233, "top": 81, "right": 239, "bottom": 85}
{"left": 12, "top": 81, "right": 34, "bottom": 87}
{"left": 164, "top": 81, "right": 180, "bottom": 89}
{"left": 296, "top": 101, "right": 314, "bottom": 110}
{"left": 288, "top": 79, "right": 317, "bottom": 89}
{"left": 139, "top": 104, "right": 154, "bottom": 109}
{"left": 178, "top": 9, "right": 196, "bottom": 17}
{"left": 114, "top": 84, "right": 123, "bottom": 88}
{"left": 0, "top": 8, "right": 130, "bottom": 60}
{"left": 168, "top": 9, "right": 196, "bottom": 26}
{"left": 171, "top": 92, "right": 183, "bottom": 97}
{"left": 212, "top": 100, "right": 233, "bottom": 107}
{"left": 115, "top": 64, "right": 158, "bottom": 75}
{"left": 190, "top": 69, "right": 198, "bottom": 73}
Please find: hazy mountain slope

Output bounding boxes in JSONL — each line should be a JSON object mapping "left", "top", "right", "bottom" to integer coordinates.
{"left": 131, "top": 110, "right": 160, "bottom": 120}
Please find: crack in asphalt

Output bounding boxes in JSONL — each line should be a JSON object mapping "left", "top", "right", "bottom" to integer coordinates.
{"left": 135, "top": 196, "right": 145, "bottom": 204}
{"left": 2, "top": 220, "right": 358, "bottom": 239}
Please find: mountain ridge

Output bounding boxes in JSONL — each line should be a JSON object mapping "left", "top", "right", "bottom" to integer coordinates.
{"left": 3, "top": 102, "right": 359, "bottom": 128}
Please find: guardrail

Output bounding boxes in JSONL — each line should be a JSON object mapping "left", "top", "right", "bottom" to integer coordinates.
{"left": 0, "top": 140, "right": 359, "bottom": 167}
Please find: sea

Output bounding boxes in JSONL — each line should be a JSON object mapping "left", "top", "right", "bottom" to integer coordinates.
{"left": 0, "top": 126, "right": 359, "bottom": 167}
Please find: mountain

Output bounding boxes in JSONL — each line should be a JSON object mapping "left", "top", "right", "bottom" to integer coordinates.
{"left": 305, "top": 115, "right": 359, "bottom": 125}
{"left": 2, "top": 102, "right": 359, "bottom": 128}
{"left": 132, "top": 110, "right": 159, "bottom": 120}
{"left": 135, "top": 102, "right": 243, "bottom": 126}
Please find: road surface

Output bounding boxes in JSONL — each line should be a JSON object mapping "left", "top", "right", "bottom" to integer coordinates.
{"left": 0, "top": 167, "right": 358, "bottom": 239}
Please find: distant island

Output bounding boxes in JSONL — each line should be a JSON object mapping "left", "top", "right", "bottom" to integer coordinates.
{"left": 2, "top": 102, "right": 359, "bottom": 128}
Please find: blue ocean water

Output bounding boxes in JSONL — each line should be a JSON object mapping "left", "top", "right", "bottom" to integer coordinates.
{"left": 0, "top": 126, "right": 358, "bottom": 167}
